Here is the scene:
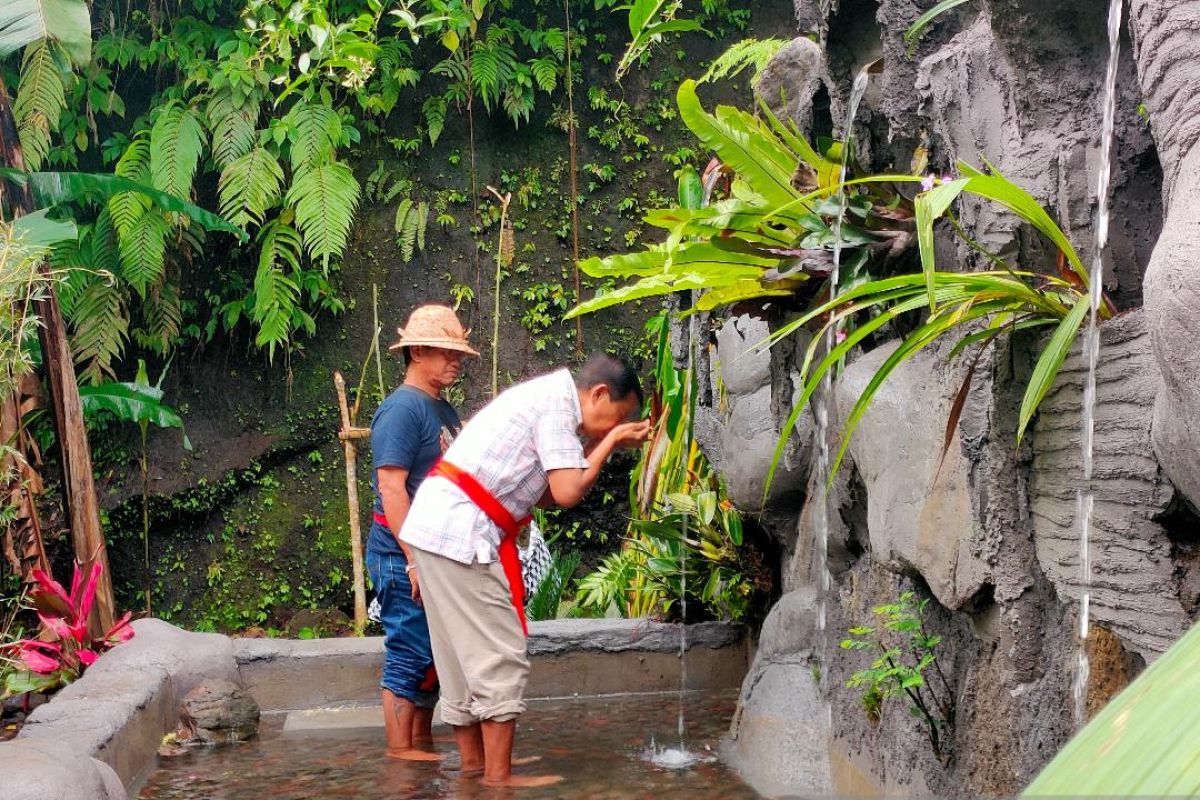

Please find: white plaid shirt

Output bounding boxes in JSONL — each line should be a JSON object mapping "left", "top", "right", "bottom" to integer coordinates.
{"left": 400, "top": 369, "right": 589, "bottom": 564}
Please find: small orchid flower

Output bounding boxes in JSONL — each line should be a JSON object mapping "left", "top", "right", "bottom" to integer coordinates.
{"left": 920, "top": 174, "right": 936, "bottom": 192}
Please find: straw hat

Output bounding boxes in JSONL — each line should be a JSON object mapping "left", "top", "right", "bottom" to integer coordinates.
{"left": 388, "top": 305, "right": 480, "bottom": 356}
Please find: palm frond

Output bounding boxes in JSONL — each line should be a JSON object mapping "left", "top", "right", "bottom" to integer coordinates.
{"left": 150, "top": 102, "right": 205, "bottom": 201}
{"left": 218, "top": 147, "right": 284, "bottom": 229}
{"left": 207, "top": 88, "right": 259, "bottom": 170}
{"left": 13, "top": 40, "right": 66, "bottom": 171}
{"left": 69, "top": 277, "right": 128, "bottom": 385}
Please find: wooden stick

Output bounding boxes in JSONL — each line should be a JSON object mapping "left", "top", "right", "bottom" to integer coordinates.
{"left": 334, "top": 371, "right": 368, "bottom": 635}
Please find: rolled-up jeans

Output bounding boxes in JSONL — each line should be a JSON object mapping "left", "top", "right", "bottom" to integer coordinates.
{"left": 366, "top": 539, "right": 438, "bottom": 709}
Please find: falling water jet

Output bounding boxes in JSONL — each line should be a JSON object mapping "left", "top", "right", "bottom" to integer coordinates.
{"left": 812, "top": 62, "right": 872, "bottom": 650}
{"left": 1073, "top": 0, "right": 1123, "bottom": 731}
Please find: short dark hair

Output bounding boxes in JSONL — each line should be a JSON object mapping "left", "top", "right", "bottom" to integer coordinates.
{"left": 401, "top": 347, "right": 414, "bottom": 367}
{"left": 574, "top": 352, "right": 643, "bottom": 406}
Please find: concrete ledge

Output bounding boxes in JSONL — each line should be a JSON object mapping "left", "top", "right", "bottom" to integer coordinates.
{"left": 234, "top": 619, "right": 749, "bottom": 711}
{"left": 0, "top": 740, "right": 126, "bottom": 800}
{"left": 15, "top": 618, "right": 241, "bottom": 791}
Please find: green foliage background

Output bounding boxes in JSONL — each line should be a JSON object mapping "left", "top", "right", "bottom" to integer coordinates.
{"left": 2, "top": 0, "right": 794, "bottom": 631}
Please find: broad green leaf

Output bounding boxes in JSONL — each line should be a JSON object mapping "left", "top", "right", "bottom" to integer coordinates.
{"left": 9, "top": 208, "right": 76, "bottom": 254}
{"left": 676, "top": 164, "right": 702, "bottom": 210}
{"left": 678, "top": 80, "right": 799, "bottom": 209}
{"left": 78, "top": 381, "right": 191, "bottom": 449}
{"left": 1016, "top": 294, "right": 1090, "bottom": 443}
{"left": 957, "top": 162, "right": 1087, "bottom": 284}
{"left": 0, "top": 0, "right": 91, "bottom": 66}
{"left": 915, "top": 178, "right": 970, "bottom": 309}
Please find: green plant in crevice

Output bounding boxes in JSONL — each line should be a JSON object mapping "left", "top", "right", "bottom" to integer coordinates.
{"left": 574, "top": 314, "right": 764, "bottom": 621}
{"left": 841, "top": 590, "right": 955, "bottom": 761}
{"left": 903, "top": 0, "right": 974, "bottom": 55}
{"left": 567, "top": 80, "right": 1111, "bottom": 499}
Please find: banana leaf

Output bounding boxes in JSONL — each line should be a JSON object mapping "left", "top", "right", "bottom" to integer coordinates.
{"left": 78, "top": 382, "right": 192, "bottom": 450}
{"left": 0, "top": 169, "right": 247, "bottom": 241}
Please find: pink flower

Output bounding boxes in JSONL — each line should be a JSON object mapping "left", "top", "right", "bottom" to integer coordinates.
{"left": 78, "top": 649, "right": 99, "bottom": 667}
{"left": 836, "top": 328, "right": 849, "bottom": 344}
{"left": 920, "top": 174, "right": 936, "bottom": 192}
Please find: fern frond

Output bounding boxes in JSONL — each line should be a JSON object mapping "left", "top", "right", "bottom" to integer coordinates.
{"left": 287, "top": 101, "right": 342, "bottom": 173}
{"left": 108, "top": 135, "right": 152, "bottom": 236}
{"left": 218, "top": 146, "right": 284, "bottom": 229}
{"left": 252, "top": 220, "right": 303, "bottom": 362}
{"left": 118, "top": 209, "right": 169, "bottom": 297}
{"left": 541, "top": 28, "right": 566, "bottom": 59}
{"left": 14, "top": 40, "right": 66, "bottom": 171}
{"left": 422, "top": 95, "right": 447, "bottom": 146}
{"left": 471, "top": 38, "right": 517, "bottom": 113}
{"left": 150, "top": 102, "right": 205, "bottom": 200}
{"left": 431, "top": 51, "right": 469, "bottom": 85}
{"left": 395, "top": 198, "right": 415, "bottom": 261}
{"left": 285, "top": 159, "right": 360, "bottom": 270}
{"left": 416, "top": 201, "right": 428, "bottom": 255}
{"left": 207, "top": 88, "right": 259, "bottom": 170}
{"left": 503, "top": 84, "right": 535, "bottom": 126}
{"left": 531, "top": 57, "right": 559, "bottom": 94}
{"left": 699, "top": 37, "right": 789, "bottom": 84}
{"left": 135, "top": 279, "right": 182, "bottom": 355}
{"left": 69, "top": 277, "right": 128, "bottom": 385}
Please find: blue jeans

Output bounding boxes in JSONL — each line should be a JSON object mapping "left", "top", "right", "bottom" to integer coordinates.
{"left": 366, "top": 543, "right": 438, "bottom": 709}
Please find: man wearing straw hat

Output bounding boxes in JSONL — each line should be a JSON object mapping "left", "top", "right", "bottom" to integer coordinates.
{"left": 366, "top": 304, "right": 477, "bottom": 761}
{"left": 400, "top": 353, "right": 651, "bottom": 787}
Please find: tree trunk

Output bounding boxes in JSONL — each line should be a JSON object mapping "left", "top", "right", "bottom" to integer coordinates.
{"left": 0, "top": 75, "right": 115, "bottom": 634}
{"left": 1127, "top": 1, "right": 1200, "bottom": 510}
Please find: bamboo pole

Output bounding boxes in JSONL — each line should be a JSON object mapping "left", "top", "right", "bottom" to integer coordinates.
{"left": 333, "top": 371, "right": 369, "bottom": 634}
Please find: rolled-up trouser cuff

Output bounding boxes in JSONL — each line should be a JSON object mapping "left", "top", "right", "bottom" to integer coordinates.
{"left": 473, "top": 698, "right": 525, "bottom": 723}
{"left": 437, "top": 697, "right": 478, "bottom": 727}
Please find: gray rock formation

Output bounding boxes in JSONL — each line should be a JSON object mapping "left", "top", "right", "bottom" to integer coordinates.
{"left": 705, "top": 314, "right": 812, "bottom": 514}
{"left": 1128, "top": 2, "right": 1200, "bottom": 511}
{"left": 724, "top": 588, "right": 831, "bottom": 797}
{"left": 178, "top": 679, "right": 260, "bottom": 744}
{"left": 1030, "top": 310, "right": 1185, "bottom": 656}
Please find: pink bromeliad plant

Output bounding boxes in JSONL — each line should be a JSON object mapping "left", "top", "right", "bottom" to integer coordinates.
{"left": 2, "top": 563, "right": 134, "bottom": 697}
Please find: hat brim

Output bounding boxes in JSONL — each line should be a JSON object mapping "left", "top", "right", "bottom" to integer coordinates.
{"left": 388, "top": 338, "right": 481, "bottom": 357}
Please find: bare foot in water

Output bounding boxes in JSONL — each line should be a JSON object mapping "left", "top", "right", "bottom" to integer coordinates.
{"left": 459, "top": 755, "right": 540, "bottom": 774}
{"left": 481, "top": 773, "right": 564, "bottom": 788}
{"left": 387, "top": 748, "right": 444, "bottom": 762}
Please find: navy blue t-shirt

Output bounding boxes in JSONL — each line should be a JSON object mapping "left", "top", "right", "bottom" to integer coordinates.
{"left": 367, "top": 385, "right": 461, "bottom": 556}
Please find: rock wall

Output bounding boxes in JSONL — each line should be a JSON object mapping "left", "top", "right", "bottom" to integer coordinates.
{"left": 714, "top": 1, "right": 1197, "bottom": 796}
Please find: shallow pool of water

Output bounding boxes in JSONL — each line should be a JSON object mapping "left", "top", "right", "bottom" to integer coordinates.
{"left": 137, "top": 690, "right": 759, "bottom": 799}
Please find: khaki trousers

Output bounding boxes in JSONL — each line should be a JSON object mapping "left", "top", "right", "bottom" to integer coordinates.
{"left": 411, "top": 546, "right": 528, "bottom": 726}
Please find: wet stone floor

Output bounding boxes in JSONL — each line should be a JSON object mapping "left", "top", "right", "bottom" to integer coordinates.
{"left": 137, "top": 689, "right": 760, "bottom": 799}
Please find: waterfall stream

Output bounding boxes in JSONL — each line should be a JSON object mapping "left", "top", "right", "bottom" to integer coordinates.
{"left": 1073, "top": 0, "right": 1124, "bottom": 731}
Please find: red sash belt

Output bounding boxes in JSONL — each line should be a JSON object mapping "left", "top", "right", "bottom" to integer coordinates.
{"left": 429, "top": 459, "right": 532, "bottom": 636}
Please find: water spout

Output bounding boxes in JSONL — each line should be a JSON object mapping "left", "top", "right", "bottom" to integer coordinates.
{"left": 1073, "top": 0, "right": 1123, "bottom": 731}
